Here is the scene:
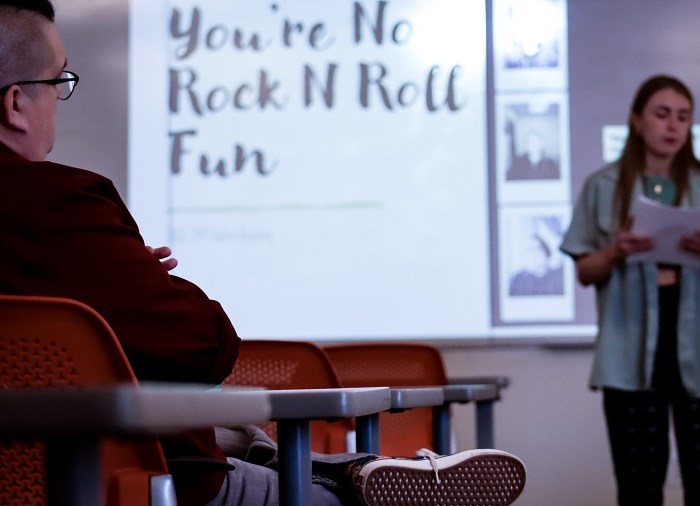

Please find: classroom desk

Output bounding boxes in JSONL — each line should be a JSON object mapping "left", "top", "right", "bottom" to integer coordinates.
{"left": 0, "top": 384, "right": 272, "bottom": 506}
{"left": 342, "top": 381, "right": 502, "bottom": 454}
{"left": 440, "top": 382, "right": 503, "bottom": 450}
{"left": 353, "top": 386, "right": 445, "bottom": 455}
{"left": 3, "top": 385, "right": 445, "bottom": 506}
{"left": 450, "top": 375, "right": 510, "bottom": 389}
{"left": 266, "top": 387, "right": 392, "bottom": 506}
{"left": 389, "top": 386, "right": 445, "bottom": 413}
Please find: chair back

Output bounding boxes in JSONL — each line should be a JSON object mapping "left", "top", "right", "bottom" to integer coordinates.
{"left": 223, "top": 339, "right": 352, "bottom": 453}
{"left": 0, "top": 295, "right": 169, "bottom": 506}
{"left": 324, "top": 342, "right": 448, "bottom": 456}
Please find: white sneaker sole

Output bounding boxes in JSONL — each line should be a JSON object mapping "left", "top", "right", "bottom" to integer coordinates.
{"left": 356, "top": 449, "right": 526, "bottom": 506}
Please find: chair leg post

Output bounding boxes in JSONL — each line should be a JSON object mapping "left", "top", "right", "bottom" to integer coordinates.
{"left": 355, "top": 413, "right": 381, "bottom": 454}
{"left": 46, "top": 437, "right": 101, "bottom": 506}
{"left": 276, "top": 420, "right": 312, "bottom": 506}
{"left": 432, "top": 405, "right": 451, "bottom": 454}
{"left": 476, "top": 400, "right": 495, "bottom": 448}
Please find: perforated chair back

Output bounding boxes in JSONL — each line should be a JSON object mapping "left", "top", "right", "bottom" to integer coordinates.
{"left": 325, "top": 343, "right": 448, "bottom": 456}
{"left": 223, "top": 339, "right": 353, "bottom": 453}
{"left": 0, "top": 295, "right": 171, "bottom": 506}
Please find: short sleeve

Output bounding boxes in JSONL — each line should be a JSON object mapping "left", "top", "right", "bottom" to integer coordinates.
{"left": 560, "top": 169, "right": 614, "bottom": 259}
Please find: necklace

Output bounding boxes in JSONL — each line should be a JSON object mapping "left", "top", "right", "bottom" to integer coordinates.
{"left": 642, "top": 175, "right": 676, "bottom": 205}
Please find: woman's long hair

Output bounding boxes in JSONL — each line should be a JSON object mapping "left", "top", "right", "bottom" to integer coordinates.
{"left": 615, "top": 75, "right": 700, "bottom": 226}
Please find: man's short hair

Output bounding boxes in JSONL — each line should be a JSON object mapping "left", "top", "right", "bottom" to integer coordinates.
{"left": 0, "top": 0, "right": 54, "bottom": 21}
{"left": 0, "top": 0, "right": 56, "bottom": 89}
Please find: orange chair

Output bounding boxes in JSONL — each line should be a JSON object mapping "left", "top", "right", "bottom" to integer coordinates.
{"left": 223, "top": 340, "right": 353, "bottom": 453}
{"left": 324, "top": 343, "right": 450, "bottom": 456}
{"left": 0, "top": 295, "right": 173, "bottom": 506}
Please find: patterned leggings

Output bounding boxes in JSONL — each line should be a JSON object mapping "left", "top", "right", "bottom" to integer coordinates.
{"left": 603, "top": 285, "right": 700, "bottom": 506}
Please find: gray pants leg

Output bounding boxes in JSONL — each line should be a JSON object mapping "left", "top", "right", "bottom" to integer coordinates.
{"left": 208, "top": 426, "right": 374, "bottom": 506}
{"left": 205, "top": 458, "right": 344, "bottom": 506}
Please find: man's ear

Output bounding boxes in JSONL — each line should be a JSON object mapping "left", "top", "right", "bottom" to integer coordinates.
{"left": 0, "top": 86, "right": 30, "bottom": 132}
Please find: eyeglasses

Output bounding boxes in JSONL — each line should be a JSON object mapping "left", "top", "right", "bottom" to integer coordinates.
{"left": 0, "top": 70, "right": 79, "bottom": 100}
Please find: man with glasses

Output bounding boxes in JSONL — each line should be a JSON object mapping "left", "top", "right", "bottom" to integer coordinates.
{"left": 0, "top": 1, "right": 526, "bottom": 505}
{"left": 0, "top": 2, "right": 243, "bottom": 504}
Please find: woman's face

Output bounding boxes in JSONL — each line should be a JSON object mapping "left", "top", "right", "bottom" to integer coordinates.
{"left": 631, "top": 87, "right": 692, "bottom": 162}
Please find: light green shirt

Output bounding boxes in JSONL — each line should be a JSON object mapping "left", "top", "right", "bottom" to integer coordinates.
{"left": 561, "top": 163, "right": 700, "bottom": 396}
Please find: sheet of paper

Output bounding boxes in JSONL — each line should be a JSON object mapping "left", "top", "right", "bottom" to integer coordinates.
{"left": 628, "top": 196, "right": 700, "bottom": 267}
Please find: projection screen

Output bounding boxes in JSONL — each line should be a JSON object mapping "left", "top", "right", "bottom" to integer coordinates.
{"left": 48, "top": 0, "right": 700, "bottom": 341}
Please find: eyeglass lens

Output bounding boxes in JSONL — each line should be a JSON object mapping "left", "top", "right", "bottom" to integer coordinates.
{"left": 57, "top": 71, "right": 76, "bottom": 100}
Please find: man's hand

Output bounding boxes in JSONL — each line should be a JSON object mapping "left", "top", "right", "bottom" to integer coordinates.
{"left": 146, "top": 245, "right": 178, "bottom": 271}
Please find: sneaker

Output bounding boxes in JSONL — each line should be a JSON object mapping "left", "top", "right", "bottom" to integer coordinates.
{"left": 352, "top": 448, "right": 526, "bottom": 506}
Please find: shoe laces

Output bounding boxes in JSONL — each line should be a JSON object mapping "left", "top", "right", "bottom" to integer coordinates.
{"left": 415, "top": 448, "right": 441, "bottom": 484}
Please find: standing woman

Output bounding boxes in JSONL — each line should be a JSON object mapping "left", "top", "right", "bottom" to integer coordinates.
{"left": 561, "top": 75, "right": 700, "bottom": 506}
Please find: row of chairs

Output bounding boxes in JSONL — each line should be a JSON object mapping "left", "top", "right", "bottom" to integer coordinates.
{"left": 227, "top": 340, "right": 497, "bottom": 456}
{"left": 0, "top": 295, "right": 511, "bottom": 505}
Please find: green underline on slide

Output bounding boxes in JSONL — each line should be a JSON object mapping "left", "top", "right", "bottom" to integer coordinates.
{"left": 169, "top": 202, "right": 385, "bottom": 213}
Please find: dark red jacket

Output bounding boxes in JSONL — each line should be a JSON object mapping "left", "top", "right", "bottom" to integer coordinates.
{"left": 0, "top": 146, "right": 240, "bottom": 504}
